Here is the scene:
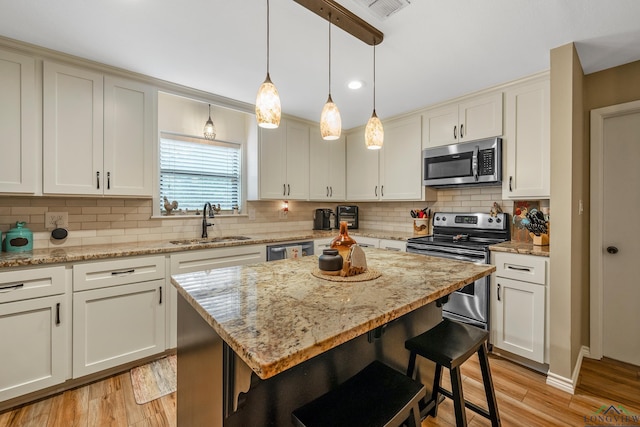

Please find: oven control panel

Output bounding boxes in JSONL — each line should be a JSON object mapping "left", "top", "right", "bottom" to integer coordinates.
{"left": 432, "top": 212, "right": 508, "bottom": 230}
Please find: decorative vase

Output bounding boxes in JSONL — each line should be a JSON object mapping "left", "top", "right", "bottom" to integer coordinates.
{"left": 330, "top": 221, "right": 357, "bottom": 259}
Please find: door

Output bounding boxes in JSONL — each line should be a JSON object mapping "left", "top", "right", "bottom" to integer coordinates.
{"left": 43, "top": 61, "right": 104, "bottom": 195}
{"left": 346, "top": 128, "right": 379, "bottom": 200}
{"left": 73, "top": 280, "right": 165, "bottom": 377}
{"left": 259, "top": 124, "right": 287, "bottom": 199}
{"left": 601, "top": 108, "right": 640, "bottom": 365}
{"left": 0, "top": 295, "right": 67, "bottom": 401}
{"left": 380, "top": 116, "right": 423, "bottom": 200}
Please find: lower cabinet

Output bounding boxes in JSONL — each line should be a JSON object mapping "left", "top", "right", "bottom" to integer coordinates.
{"left": 491, "top": 252, "right": 548, "bottom": 364}
{"left": 0, "top": 294, "right": 68, "bottom": 402}
{"left": 72, "top": 256, "right": 166, "bottom": 378}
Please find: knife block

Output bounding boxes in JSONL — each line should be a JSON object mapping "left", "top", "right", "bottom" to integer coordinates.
{"left": 530, "top": 233, "right": 549, "bottom": 246}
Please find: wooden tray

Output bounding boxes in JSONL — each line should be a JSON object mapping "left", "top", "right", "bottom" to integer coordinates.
{"left": 311, "top": 268, "right": 382, "bottom": 282}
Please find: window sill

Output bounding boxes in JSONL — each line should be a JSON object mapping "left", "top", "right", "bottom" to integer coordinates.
{"left": 151, "top": 213, "right": 248, "bottom": 219}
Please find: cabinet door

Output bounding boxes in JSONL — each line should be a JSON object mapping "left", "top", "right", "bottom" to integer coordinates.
{"left": 346, "top": 128, "right": 379, "bottom": 200}
{"left": 0, "top": 295, "right": 67, "bottom": 401}
{"left": 43, "top": 62, "right": 103, "bottom": 195}
{"left": 103, "top": 76, "right": 154, "bottom": 197}
{"left": 380, "top": 116, "right": 423, "bottom": 200}
{"left": 285, "top": 120, "right": 310, "bottom": 200}
{"left": 309, "top": 131, "right": 345, "bottom": 201}
{"left": 422, "top": 103, "right": 458, "bottom": 148}
{"left": 503, "top": 79, "right": 550, "bottom": 199}
{"left": 493, "top": 277, "right": 545, "bottom": 363}
{"left": 73, "top": 280, "right": 165, "bottom": 377}
{"left": 0, "top": 50, "right": 36, "bottom": 194}
{"left": 458, "top": 92, "right": 503, "bottom": 142}
{"left": 259, "top": 124, "right": 287, "bottom": 199}
{"left": 379, "top": 239, "right": 406, "bottom": 252}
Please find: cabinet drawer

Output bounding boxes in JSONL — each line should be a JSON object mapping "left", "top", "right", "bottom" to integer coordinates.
{"left": 494, "top": 253, "right": 546, "bottom": 285}
{"left": 0, "top": 266, "right": 66, "bottom": 303}
{"left": 170, "top": 246, "right": 266, "bottom": 275}
{"left": 73, "top": 255, "right": 165, "bottom": 291}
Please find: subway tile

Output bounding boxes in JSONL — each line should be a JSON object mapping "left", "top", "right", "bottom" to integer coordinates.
{"left": 81, "top": 222, "right": 111, "bottom": 230}
{"left": 82, "top": 207, "right": 111, "bottom": 214}
{"left": 97, "top": 199, "right": 125, "bottom": 207}
{"left": 66, "top": 199, "right": 97, "bottom": 207}
{"left": 97, "top": 214, "right": 126, "bottom": 222}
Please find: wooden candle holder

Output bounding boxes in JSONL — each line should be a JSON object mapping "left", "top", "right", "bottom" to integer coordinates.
{"left": 530, "top": 233, "right": 549, "bottom": 246}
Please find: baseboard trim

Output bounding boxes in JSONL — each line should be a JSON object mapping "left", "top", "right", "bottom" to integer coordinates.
{"left": 546, "top": 346, "right": 590, "bottom": 394}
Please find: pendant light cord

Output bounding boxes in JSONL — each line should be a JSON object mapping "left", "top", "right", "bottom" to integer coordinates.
{"left": 373, "top": 43, "right": 376, "bottom": 111}
{"left": 266, "top": 0, "right": 270, "bottom": 74}
{"left": 328, "top": 13, "right": 332, "bottom": 96}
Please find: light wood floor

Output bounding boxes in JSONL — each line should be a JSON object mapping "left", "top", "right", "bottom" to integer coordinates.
{"left": 0, "top": 355, "right": 638, "bottom": 426}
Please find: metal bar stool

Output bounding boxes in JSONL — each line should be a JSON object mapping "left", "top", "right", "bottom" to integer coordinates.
{"left": 405, "top": 318, "right": 501, "bottom": 426}
{"left": 291, "top": 360, "right": 426, "bottom": 427}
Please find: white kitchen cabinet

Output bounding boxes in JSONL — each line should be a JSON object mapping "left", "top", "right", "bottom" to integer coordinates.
{"left": 43, "top": 62, "right": 154, "bottom": 197}
{"left": 259, "top": 118, "right": 310, "bottom": 200}
{"left": 346, "top": 116, "right": 424, "bottom": 201}
{"left": 0, "top": 266, "right": 69, "bottom": 402}
{"left": 502, "top": 77, "right": 550, "bottom": 199}
{"left": 0, "top": 49, "right": 37, "bottom": 194}
{"left": 491, "top": 252, "right": 548, "bottom": 363}
{"left": 379, "top": 239, "right": 406, "bottom": 252}
{"left": 309, "top": 129, "right": 346, "bottom": 201}
{"left": 422, "top": 92, "right": 503, "bottom": 148}
{"left": 346, "top": 128, "right": 379, "bottom": 201}
{"left": 72, "top": 256, "right": 166, "bottom": 377}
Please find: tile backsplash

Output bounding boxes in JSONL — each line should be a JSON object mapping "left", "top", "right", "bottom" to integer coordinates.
{"left": 0, "top": 186, "right": 538, "bottom": 250}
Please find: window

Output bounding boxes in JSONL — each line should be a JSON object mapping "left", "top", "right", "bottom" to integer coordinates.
{"left": 159, "top": 134, "right": 241, "bottom": 212}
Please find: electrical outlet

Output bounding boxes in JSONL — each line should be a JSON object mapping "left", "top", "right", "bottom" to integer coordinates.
{"left": 45, "top": 212, "right": 68, "bottom": 229}
{"left": 248, "top": 209, "right": 256, "bottom": 221}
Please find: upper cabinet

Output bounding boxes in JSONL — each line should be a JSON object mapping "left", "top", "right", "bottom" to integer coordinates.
{"left": 347, "top": 115, "right": 425, "bottom": 201}
{"left": 0, "top": 49, "right": 37, "bottom": 194}
{"left": 502, "top": 76, "right": 550, "bottom": 199}
{"left": 422, "top": 92, "right": 503, "bottom": 148}
{"left": 309, "top": 128, "right": 346, "bottom": 201}
{"left": 259, "top": 118, "right": 310, "bottom": 200}
{"left": 43, "top": 62, "right": 154, "bottom": 197}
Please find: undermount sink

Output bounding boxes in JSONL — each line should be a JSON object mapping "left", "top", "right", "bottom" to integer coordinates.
{"left": 170, "top": 236, "right": 252, "bottom": 245}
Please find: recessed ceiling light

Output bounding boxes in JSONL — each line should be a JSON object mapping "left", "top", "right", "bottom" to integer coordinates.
{"left": 348, "top": 80, "right": 364, "bottom": 90}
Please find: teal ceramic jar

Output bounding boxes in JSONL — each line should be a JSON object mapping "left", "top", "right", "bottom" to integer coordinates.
{"left": 5, "top": 221, "right": 33, "bottom": 252}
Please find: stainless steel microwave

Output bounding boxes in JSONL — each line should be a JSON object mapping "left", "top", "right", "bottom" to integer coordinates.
{"left": 423, "top": 137, "right": 502, "bottom": 188}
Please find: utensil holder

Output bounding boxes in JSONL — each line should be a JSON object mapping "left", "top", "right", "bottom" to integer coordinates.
{"left": 413, "top": 218, "right": 429, "bottom": 235}
{"left": 530, "top": 233, "right": 549, "bottom": 246}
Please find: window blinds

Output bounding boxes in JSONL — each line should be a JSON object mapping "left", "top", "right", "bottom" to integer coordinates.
{"left": 160, "top": 135, "right": 241, "bottom": 212}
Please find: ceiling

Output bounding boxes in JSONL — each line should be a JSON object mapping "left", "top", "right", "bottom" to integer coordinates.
{"left": 2, "top": 0, "right": 640, "bottom": 129}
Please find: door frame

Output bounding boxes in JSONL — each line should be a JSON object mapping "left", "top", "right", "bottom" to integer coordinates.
{"left": 590, "top": 99, "right": 640, "bottom": 359}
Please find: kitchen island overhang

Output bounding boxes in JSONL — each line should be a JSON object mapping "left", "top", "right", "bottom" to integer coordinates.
{"left": 171, "top": 248, "right": 495, "bottom": 426}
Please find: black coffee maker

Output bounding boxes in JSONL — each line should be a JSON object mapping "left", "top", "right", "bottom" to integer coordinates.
{"left": 313, "top": 209, "right": 333, "bottom": 230}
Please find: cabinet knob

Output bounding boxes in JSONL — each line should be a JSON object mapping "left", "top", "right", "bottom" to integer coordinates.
{"left": 606, "top": 246, "right": 619, "bottom": 254}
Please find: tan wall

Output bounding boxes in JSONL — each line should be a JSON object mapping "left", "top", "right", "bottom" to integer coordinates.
{"left": 549, "top": 43, "right": 586, "bottom": 380}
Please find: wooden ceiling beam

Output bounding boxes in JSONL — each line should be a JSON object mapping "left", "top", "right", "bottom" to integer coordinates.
{"left": 293, "top": 0, "right": 384, "bottom": 45}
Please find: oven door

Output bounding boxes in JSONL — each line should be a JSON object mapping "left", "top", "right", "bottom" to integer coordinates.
{"left": 407, "top": 244, "right": 489, "bottom": 329}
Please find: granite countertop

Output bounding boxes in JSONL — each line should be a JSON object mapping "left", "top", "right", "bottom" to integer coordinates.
{"left": 489, "top": 241, "right": 550, "bottom": 257}
{"left": 171, "top": 248, "right": 495, "bottom": 380}
{"left": 0, "top": 229, "right": 414, "bottom": 269}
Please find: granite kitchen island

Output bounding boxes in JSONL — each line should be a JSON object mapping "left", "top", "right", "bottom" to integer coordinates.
{"left": 171, "top": 248, "right": 495, "bottom": 426}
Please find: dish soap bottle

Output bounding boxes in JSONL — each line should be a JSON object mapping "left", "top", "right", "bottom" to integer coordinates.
{"left": 330, "top": 221, "right": 357, "bottom": 259}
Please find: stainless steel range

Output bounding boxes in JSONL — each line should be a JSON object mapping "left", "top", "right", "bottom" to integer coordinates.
{"left": 406, "top": 212, "right": 510, "bottom": 330}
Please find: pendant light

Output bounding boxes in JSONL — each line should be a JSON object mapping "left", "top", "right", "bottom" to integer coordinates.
{"left": 365, "top": 43, "right": 383, "bottom": 149}
{"left": 203, "top": 104, "right": 216, "bottom": 140}
{"left": 320, "top": 13, "right": 341, "bottom": 140}
{"left": 255, "top": 0, "right": 281, "bottom": 129}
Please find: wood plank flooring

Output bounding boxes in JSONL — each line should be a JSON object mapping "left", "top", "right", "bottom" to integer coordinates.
{"left": 0, "top": 355, "right": 637, "bottom": 426}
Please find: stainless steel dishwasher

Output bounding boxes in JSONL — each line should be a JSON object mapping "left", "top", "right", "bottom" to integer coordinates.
{"left": 266, "top": 241, "right": 314, "bottom": 261}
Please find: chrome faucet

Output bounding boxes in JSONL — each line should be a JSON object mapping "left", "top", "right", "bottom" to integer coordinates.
{"left": 202, "top": 202, "right": 215, "bottom": 238}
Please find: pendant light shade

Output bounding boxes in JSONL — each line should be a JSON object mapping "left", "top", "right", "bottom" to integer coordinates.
{"left": 256, "top": 73, "right": 281, "bottom": 129}
{"left": 256, "top": 0, "right": 281, "bottom": 129}
{"left": 365, "top": 110, "right": 383, "bottom": 149}
{"left": 321, "top": 94, "right": 342, "bottom": 140}
{"left": 320, "top": 14, "right": 341, "bottom": 140}
{"left": 204, "top": 104, "right": 216, "bottom": 140}
{"left": 365, "top": 43, "right": 383, "bottom": 149}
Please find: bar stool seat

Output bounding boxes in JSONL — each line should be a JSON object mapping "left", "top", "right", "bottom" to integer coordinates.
{"left": 291, "top": 360, "right": 426, "bottom": 427}
{"left": 405, "top": 318, "right": 501, "bottom": 426}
